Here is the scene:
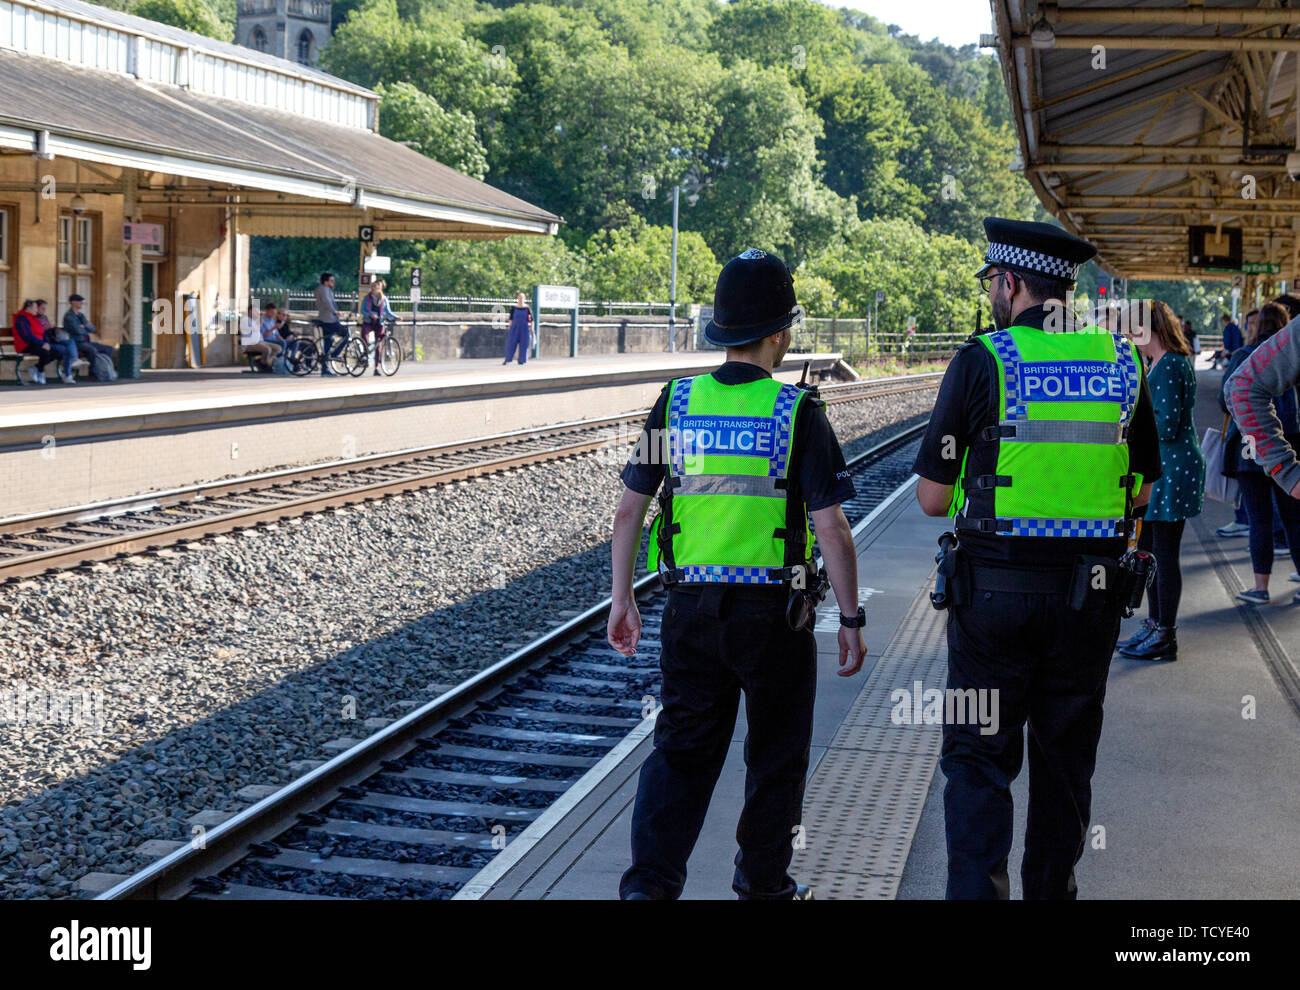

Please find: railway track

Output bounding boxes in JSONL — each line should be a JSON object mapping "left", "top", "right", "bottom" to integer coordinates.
{"left": 96, "top": 420, "right": 927, "bottom": 900}
{"left": 1, "top": 372, "right": 940, "bottom": 583}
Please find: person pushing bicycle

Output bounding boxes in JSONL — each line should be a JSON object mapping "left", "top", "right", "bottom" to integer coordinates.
{"left": 361, "top": 279, "right": 398, "bottom": 376}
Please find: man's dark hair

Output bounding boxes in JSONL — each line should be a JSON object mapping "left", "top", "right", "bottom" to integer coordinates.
{"left": 35, "top": 299, "right": 46, "bottom": 307}
{"left": 1007, "top": 267, "right": 1072, "bottom": 305}
{"left": 1222, "top": 312, "right": 1232, "bottom": 322}
{"left": 22, "top": 299, "right": 34, "bottom": 309}
{"left": 263, "top": 301, "right": 276, "bottom": 311}
{"left": 1272, "top": 294, "right": 1300, "bottom": 318}
{"left": 320, "top": 272, "right": 333, "bottom": 283}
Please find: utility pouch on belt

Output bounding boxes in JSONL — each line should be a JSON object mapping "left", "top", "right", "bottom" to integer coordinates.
{"left": 931, "top": 532, "right": 966, "bottom": 610}
{"left": 1067, "top": 555, "right": 1119, "bottom": 612}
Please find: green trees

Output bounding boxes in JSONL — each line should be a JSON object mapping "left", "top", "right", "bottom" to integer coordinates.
{"left": 241, "top": 0, "right": 1049, "bottom": 331}
{"left": 375, "top": 82, "right": 489, "bottom": 180}
{"left": 130, "top": 0, "right": 230, "bottom": 40}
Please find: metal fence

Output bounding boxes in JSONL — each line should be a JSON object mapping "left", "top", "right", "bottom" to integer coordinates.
{"left": 252, "top": 289, "right": 676, "bottom": 319}
{"left": 793, "top": 318, "right": 966, "bottom": 364}
{"left": 251, "top": 289, "right": 968, "bottom": 364}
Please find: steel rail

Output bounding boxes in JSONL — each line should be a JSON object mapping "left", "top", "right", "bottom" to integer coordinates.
{"left": 3, "top": 373, "right": 941, "bottom": 582}
{"left": 96, "top": 419, "right": 927, "bottom": 901}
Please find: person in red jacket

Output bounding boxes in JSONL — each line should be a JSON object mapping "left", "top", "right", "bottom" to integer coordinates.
{"left": 12, "top": 298, "right": 74, "bottom": 384}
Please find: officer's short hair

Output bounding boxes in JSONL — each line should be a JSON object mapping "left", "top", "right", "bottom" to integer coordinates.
{"left": 1008, "top": 268, "right": 1072, "bottom": 305}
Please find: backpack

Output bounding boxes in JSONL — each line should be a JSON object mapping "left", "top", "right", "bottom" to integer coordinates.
{"left": 92, "top": 351, "right": 118, "bottom": 381}
{"left": 271, "top": 354, "right": 289, "bottom": 375}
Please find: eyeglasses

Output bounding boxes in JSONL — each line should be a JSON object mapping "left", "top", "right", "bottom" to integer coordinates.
{"left": 978, "top": 269, "right": 1017, "bottom": 294}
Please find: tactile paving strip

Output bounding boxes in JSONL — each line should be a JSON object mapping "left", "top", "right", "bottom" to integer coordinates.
{"left": 792, "top": 580, "right": 947, "bottom": 899}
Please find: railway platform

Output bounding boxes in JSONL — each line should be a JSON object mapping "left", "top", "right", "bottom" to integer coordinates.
{"left": 465, "top": 369, "right": 1300, "bottom": 900}
{"left": 0, "top": 351, "right": 848, "bottom": 516}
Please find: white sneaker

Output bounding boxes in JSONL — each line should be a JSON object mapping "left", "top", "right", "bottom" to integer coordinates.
{"left": 35, "top": 369, "right": 46, "bottom": 384}
{"left": 59, "top": 370, "right": 74, "bottom": 384}
{"left": 1289, "top": 572, "right": 1300, "bottom": 583}
{"left": 24, "top": 366, "right": 39, "bottom": 384}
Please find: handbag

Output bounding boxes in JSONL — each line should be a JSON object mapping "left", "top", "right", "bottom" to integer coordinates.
{"left": 1202, "top": 413, "right": 1238, "bottom": 503}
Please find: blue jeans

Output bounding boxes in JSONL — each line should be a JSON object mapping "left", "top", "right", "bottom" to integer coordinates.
{"left": 319, "top": 322, "right": 345, "bottom": 373}
{"left": 34, "top": 339, "right": 75, "bottom": 378}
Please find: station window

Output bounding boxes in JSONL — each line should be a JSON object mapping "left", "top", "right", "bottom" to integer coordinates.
{"left": 298, "top": 30, "right": 312, "bottom": 64}
{"left": 250, "top": 26, "right": 267, "bottom": 53}
{"left": 58, "top": 212, "right": 94, "bottom": 320}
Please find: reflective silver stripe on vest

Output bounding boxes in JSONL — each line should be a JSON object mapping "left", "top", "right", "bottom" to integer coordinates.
{"left": 675, "top": 474, "right": 783, "bottom": 497}
{"left": 999, "top": 419, "right": 1126, "bottom": 445}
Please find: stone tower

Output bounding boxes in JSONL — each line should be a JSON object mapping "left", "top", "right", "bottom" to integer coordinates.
{"left": 235, "top": 0, "right": 331, "bottom": 66}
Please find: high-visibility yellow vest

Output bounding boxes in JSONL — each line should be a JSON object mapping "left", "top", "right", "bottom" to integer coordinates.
{"left": 648, "top": 373, "right": 812, "bottom": 584}
{"left": 951, "top": 323, "right": 1145, "bottom": 538}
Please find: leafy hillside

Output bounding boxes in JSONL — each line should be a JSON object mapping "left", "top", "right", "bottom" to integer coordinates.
{"left": 238, "top": 0, "right": 1038, "bottom": 332}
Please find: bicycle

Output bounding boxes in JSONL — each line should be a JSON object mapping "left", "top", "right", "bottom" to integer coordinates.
{"left": 310, "top": 319, "right": 350, "bottom": 376}
{"left": 345, "top": 318, "right": 403, "bottom": 377}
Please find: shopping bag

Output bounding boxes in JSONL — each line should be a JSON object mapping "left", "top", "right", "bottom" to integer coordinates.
{"left": 1201, "top": 423, "right": 1237, "bottom": 503}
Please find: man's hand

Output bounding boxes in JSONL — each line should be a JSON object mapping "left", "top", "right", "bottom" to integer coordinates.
{"left": 608, "top": 598, "right": 642, "bottom": 656}
{"left": 1291, "top": 478, "right": 1300, "bottom": 501}
{"left": 837, "top": 625, "right": 867, "bottom": 677}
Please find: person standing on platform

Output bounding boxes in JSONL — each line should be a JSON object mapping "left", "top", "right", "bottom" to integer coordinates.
{"left": 361, "top": 280, "right": 398, "bottom": 375}
{"left": 315, "top": 272, "right": 345, "bottom": 377}
{"left": 913, "top": 218, "right": 1161, "bottom": 900}
{"left": 607, "top": 249, "right": 867, "bottom": 901}
{"left": 1224, "top": 302, "right": 1300, "bottom": 605}
{"left": 503, "top": 292, "right": 531, "bottom": 365}
{"left": 1117, "top": 302, "right": 1204, "bottom": 661}
{"left": 1219, "top": 312, "right": 1243, "bottom": 369}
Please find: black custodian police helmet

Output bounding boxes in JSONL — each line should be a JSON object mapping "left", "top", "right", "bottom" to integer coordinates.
{"left": 704, "top": 249, "right": 802, "bottom": 347}
{"left": 975, "top": 217, "right": 1096, "bottom": 285}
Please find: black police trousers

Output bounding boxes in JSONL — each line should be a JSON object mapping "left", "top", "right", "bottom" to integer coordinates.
{"left": 941, "top": 582, "right": 1121, "bottom": 899}
{"left": 619, "top": 585, "right": 816, "bottom": 900}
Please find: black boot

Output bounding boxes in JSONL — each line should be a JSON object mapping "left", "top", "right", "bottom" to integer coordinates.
{"left": 1120, "top": 624, "right": 1177, "bottom": 661}
{"left": 1116, "top": 616, "right": 1157, "bottom": 652}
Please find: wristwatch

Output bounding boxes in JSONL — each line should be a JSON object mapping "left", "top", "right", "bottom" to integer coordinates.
{"left": 839, "top": 606, "right": 866, "bottom": 628}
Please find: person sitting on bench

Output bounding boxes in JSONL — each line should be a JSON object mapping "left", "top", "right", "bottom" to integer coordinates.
{"left": 13, "top": 298, "right": 75, "bottom": 384}
{"left": 240, "top": 303, "right": 282, "bottom": 371}
{"left": 62, "top": 293, "right": 115, "bottom": 369}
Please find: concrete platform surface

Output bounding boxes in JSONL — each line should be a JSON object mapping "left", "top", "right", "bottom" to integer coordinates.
{"left": 472, "top": 369, "right": 1300, "bottom": 898}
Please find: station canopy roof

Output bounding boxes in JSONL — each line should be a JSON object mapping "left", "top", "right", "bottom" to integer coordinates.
{"left": 989, "top": 1, "right": 1300, "bottom": 281}
{"left": 0, "top": 45, "right": 560, "bottom": 240}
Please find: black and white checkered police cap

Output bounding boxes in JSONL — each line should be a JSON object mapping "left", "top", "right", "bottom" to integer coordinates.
{"left": 975, "top": 217, "right": 1096, "bottom": 284}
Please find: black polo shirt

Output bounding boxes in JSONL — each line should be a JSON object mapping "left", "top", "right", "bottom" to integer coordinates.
{"left": 620, "top": 362, "right": 856, "bottom": 512}
{"left": 912, "top": 305, "right": 1162, "bottom": 569}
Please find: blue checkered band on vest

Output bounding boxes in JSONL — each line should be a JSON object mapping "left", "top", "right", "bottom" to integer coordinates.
{"left": 989, "top": 330, "right": 1026, "bottom": 420}
{"left": 985, "top": 241, "right": 1078, "bottom": 280}
{"left": 1111, "top": 331, "right": 1139, "bottom": 424}
{"left": 1004, "top": 517, "right": 1126, "bottom": 538}
{"left": 667, "top": 376, "right": 695, "bottom": 475}
{"left": 677, "top": 564, "right": 784, "bottom": 584}
{"left": 768, "top": 383, "right": 801, "bottom": 478}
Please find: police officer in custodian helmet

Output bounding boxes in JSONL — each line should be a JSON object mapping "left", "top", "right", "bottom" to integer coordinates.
{"left": 607, "top": 249, "right": 868, "bottom": 900}
{"left": 913, "top": 218, "right": 1163, "bottom": 899}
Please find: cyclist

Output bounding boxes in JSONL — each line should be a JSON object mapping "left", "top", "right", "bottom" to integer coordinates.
{"left": 315, "top": 271, "right": 345, "bottom": 377}
{"left": 361, "top": 279, "right": 398, "bottom": 375}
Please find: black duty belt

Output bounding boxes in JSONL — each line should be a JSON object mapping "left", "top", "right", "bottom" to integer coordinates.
{"left": 968, "top": 565, "right": 1073, "bottom": 595}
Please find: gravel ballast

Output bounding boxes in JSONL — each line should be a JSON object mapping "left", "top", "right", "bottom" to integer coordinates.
{"left": 0, "top": 385, "right": 936, "bottom": 898}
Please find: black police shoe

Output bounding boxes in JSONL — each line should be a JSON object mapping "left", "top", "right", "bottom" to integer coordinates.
{"left": 1116, "top": 617, "right": 1157, "bottom": 652}
{"left": 1120, "top": 624, "right": 1177, "bottom": 662}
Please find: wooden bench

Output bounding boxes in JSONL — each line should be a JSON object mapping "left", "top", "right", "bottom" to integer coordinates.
{"left": 1, "top": 334, "right": 91, "bottom": 385}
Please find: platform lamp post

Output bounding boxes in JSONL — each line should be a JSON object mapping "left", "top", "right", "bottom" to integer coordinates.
{"left": 668, "top": 185, "right": 679, "bottom": 353}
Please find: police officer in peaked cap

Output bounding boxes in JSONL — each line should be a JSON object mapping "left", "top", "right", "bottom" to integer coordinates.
{"left": 913, "top": 218, "right": 1163, "bottom": 898}
{"left": 607, "top": 249, "right": 867, "bottom": 900}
